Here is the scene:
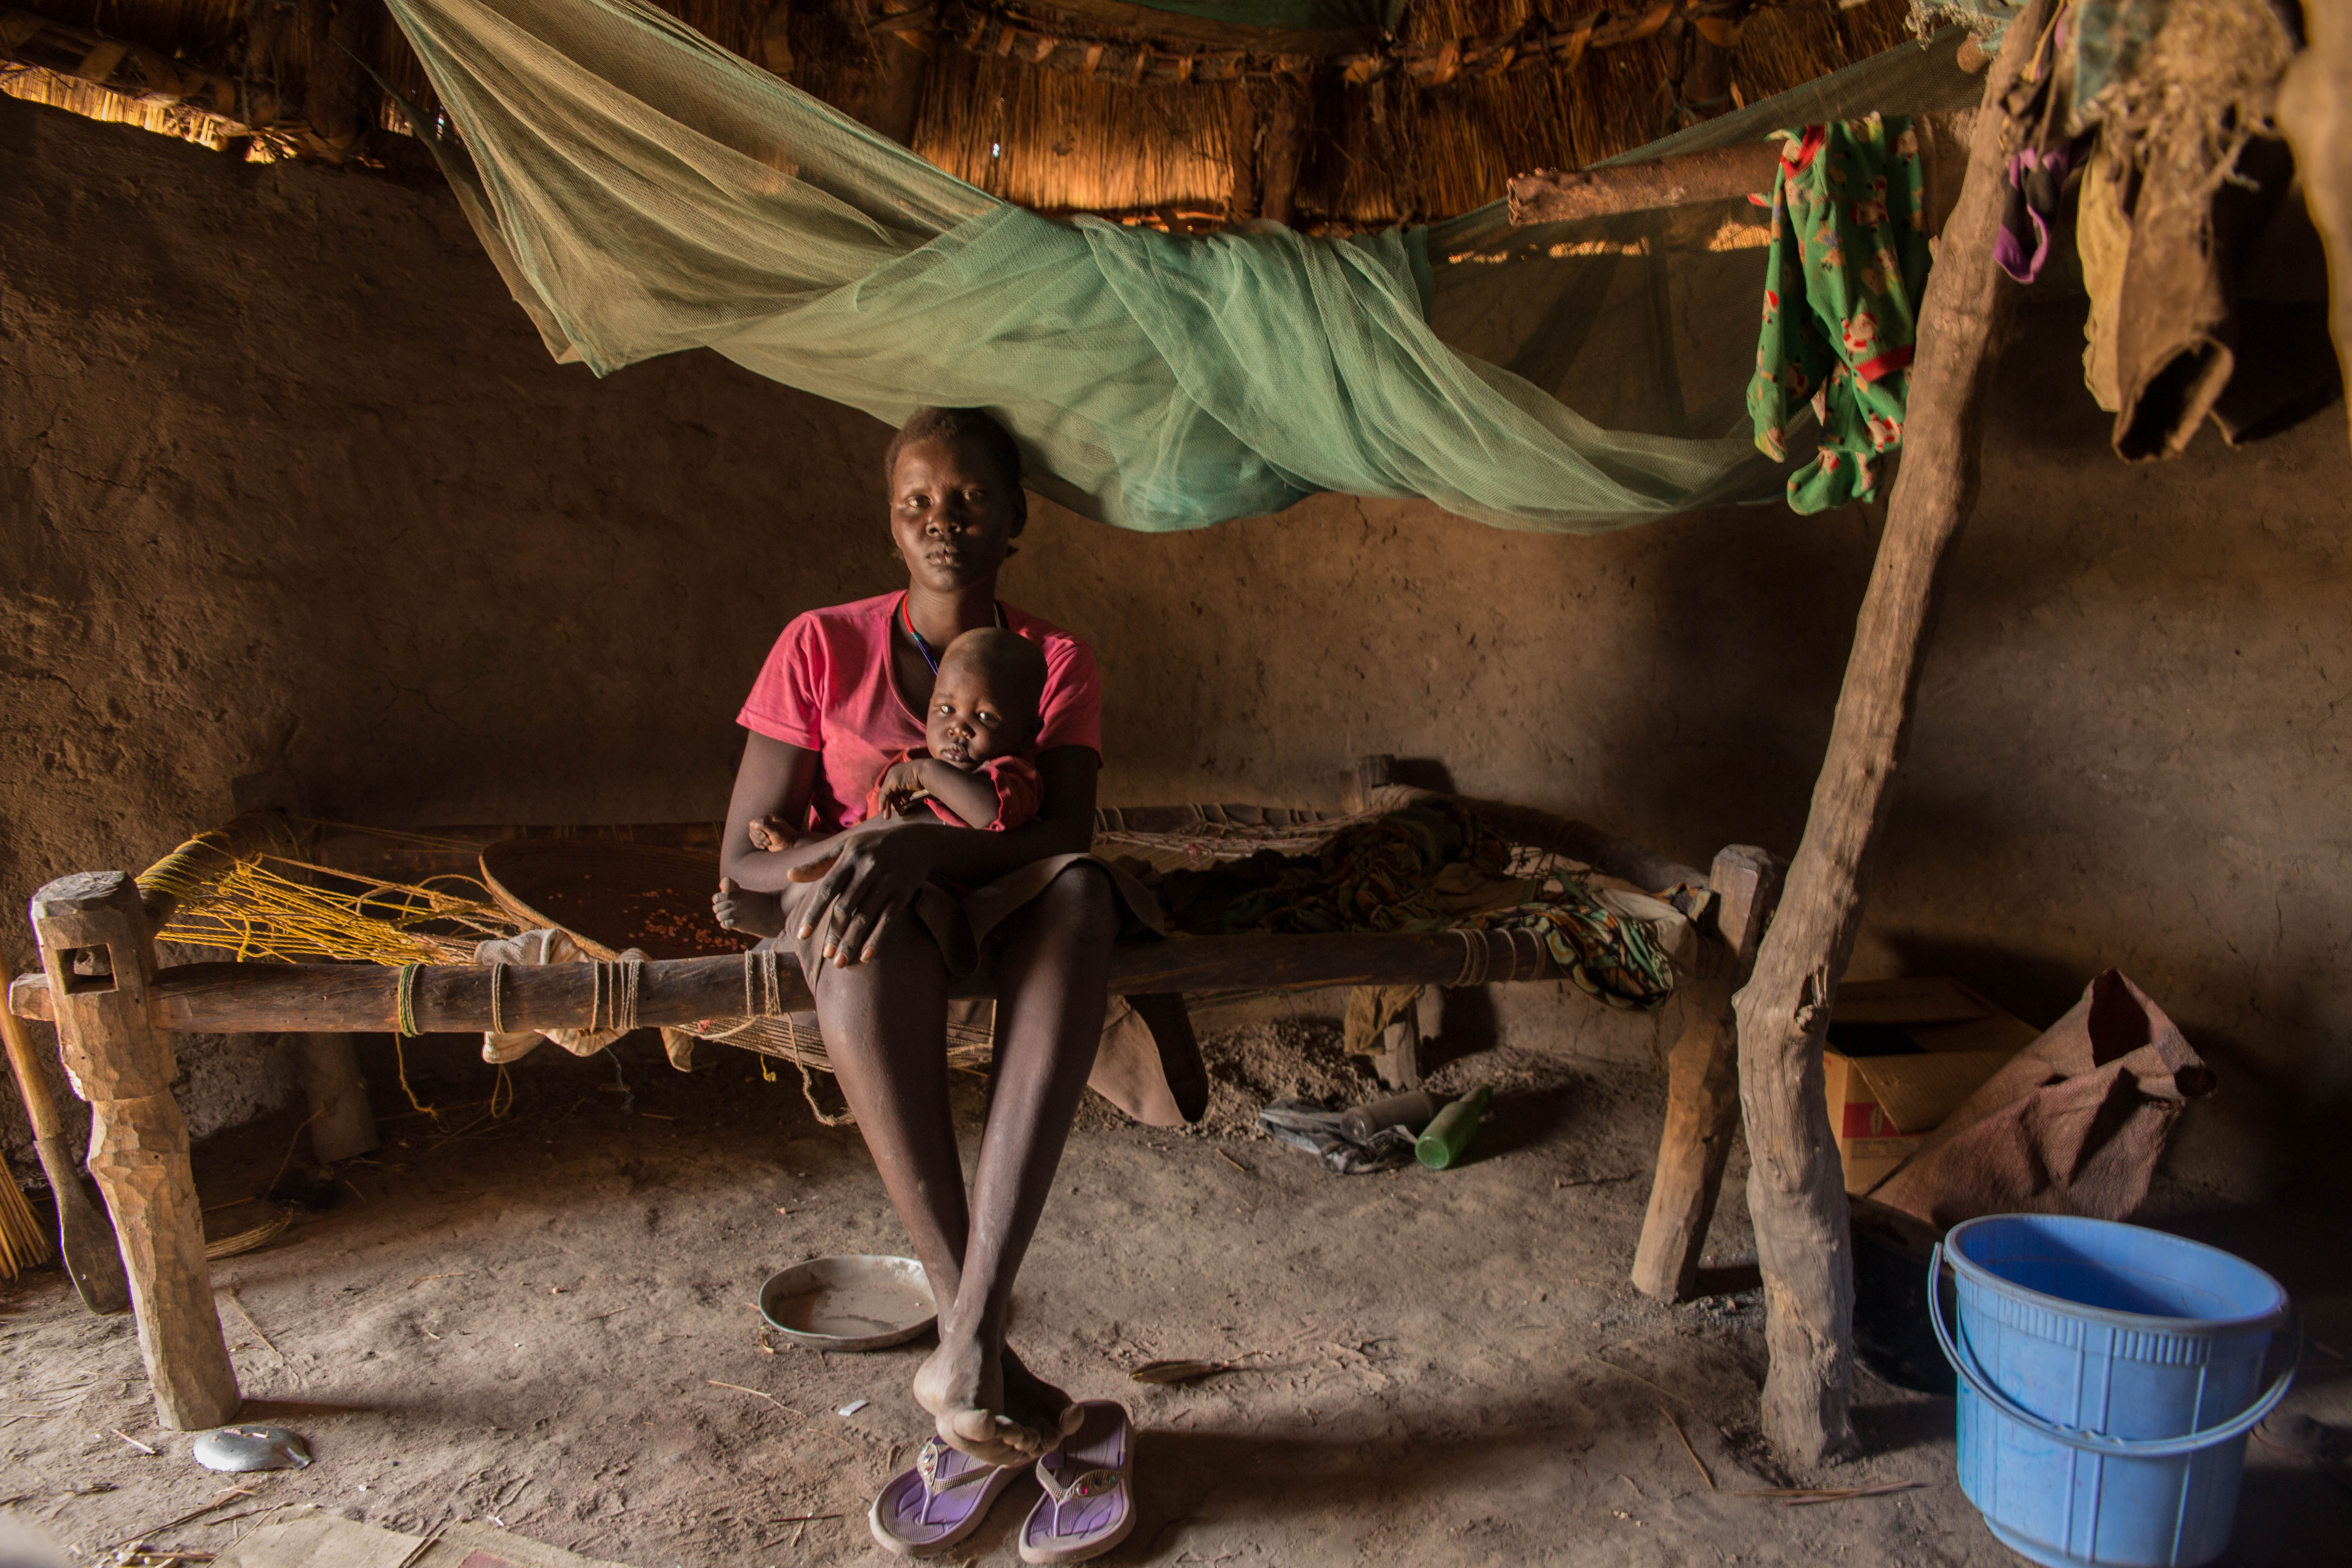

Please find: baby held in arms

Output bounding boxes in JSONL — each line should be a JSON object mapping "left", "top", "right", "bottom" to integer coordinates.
{"left": 847, "top": 626, "right": 1048, "bottom": 838}
{"left": 719, "top": 628, "right": 1049, "bottom": 938}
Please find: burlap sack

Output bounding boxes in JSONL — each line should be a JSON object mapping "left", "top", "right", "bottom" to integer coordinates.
{"left": 1871, "top": 969, "right": 2214, "bottom": 1230}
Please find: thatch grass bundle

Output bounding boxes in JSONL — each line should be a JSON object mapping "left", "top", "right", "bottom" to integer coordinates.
{"left": 920, "top": 47, "right": 1240, "bottom": 215}
{"left": 0, "top": 61, "right": 239, "bottom": 148}
{"left": 6, "top": 0, "right": 1925, "bottom": 224}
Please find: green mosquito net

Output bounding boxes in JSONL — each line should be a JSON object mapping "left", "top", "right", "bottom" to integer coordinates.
{"left": 383, "top": 0, "right": 1978, "bottom": 532}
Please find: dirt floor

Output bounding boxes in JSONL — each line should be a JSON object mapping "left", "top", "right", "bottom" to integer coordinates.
{"left": 3, "top": 1011, "right": 2349, "bottom": 1567}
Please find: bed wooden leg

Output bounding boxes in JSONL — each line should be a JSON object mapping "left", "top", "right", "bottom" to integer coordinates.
{"left": 1375, "top": 1007, "right": 1423, "bottom": 1091}
{"left": 1630, "top": 845, "right": 1781, "bottom": 1303}
{"left": 30, "top": 871, "right": 241, "bottom": 1431}
{"left": 297, "top": 1032, "right": 380, "bottom": 1162}
{"left": 1344, "top": 753, "right": 1395, "bottom": 814}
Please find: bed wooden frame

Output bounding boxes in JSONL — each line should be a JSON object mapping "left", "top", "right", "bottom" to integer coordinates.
{"left": 7, "top": 759, "right": 1782, "bottom": 1430}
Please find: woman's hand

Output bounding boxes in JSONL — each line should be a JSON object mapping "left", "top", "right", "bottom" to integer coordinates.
{"left": 792, "top": 818, "right": 945, "bottom": 965}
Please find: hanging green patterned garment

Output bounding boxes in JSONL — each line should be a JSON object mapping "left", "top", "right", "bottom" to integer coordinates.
{"left": 382, "top": 0, "right": 1787, "bottom": 534}
{"left": 1746, "top": 114, "right": 1932, "bottom": 512}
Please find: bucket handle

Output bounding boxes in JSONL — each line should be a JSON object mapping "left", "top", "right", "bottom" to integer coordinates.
{"left": 1929, "top": 1241, "right": 2300, "bottom": 1460}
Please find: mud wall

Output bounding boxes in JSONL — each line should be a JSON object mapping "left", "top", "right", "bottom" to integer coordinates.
{"left": 5, "top": 95, "right": 2348, "bottom": 1198}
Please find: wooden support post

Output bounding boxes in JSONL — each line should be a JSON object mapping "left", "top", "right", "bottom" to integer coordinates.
{"left": 1509, "top": 143, "right": 1783, "bottom": 227}
{"left": 1677, "top": 25, "right": 1737, "bottom": 129}
{"left": 1228, "top": 82, "right": 1262, "bottom": 224}
{"left": 29, "top": 872, "right": 239, "bottom": 1430}
{"left": 860, "top": 0, "right": 934, "bottom": 148}
{"left": 1261, "top": 69, "right": 1312, "bottom": 227}
{"left": 295, "top": 1033, "right": 378, "bottom": 1163}
{"left": 1630, "top": 845, "right": 1780, "bottom": 1302}
{"left": 1730, "top": 2, "right": 2041, "bottom": 1465}
{"left": 300, "top": 0, "right": 370, "bottom": 157}
{"left": 1510, "top": 115, "right": 1974, "bottom": 234}
{"left": 2277, "top": 0, "right": 2352, "bottom": 453}
{"left": 753, "top": 0, "right": 796, "bottom": 78}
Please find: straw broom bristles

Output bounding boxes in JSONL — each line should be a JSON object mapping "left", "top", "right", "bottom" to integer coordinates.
{"left": 0, "top": 1158, "right": 54, "bottom": 1281}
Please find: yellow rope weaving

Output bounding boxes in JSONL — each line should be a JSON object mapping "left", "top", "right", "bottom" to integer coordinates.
{"left": 138, "top": 831, "right": 518, "bottom": 966}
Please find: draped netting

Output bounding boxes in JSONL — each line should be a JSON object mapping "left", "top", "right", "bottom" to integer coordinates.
{"left": 383, "top": 0, "right": 1977, "bottom": 532}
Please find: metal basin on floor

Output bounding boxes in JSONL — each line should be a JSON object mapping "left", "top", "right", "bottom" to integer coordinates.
{"left": 759, "top": 1254, "right": 937, "bottom": 1351}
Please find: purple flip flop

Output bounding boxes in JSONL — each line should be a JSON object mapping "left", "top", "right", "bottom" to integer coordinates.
{"left": 869, "top": 1436, "right": 1020, "bottom": 1557}
{"left": 1018, "top": 1400, "right": 1135, "bottom": 1564}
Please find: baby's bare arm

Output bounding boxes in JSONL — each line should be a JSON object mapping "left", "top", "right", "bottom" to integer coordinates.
{"left": 914, "top": 759, "right": 1003, "bottom": 831}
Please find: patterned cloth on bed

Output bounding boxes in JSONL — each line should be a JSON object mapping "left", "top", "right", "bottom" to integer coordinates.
{"left": 1120, "top": 800, "right": 1692, "bottom": 1010}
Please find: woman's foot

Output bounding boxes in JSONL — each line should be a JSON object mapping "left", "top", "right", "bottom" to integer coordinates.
{"left": 914, "top": 1335, "right": 1077, "bottom": 1466}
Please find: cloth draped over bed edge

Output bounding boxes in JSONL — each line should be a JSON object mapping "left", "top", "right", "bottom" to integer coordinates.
{"left": 382, "top": 0, "right": 1982, "bottom": 533}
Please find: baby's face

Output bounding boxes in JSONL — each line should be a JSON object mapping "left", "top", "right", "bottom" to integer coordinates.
{"left": 926, "top": 666, "right": 1033, "bottom": 770}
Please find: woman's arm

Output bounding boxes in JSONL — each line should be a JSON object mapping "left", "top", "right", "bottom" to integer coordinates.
{"left": 793, "top": 745, "right": 1100, "bottom": 965}
{"left": 720, "top": 733, "right": 860, "bottom": 892}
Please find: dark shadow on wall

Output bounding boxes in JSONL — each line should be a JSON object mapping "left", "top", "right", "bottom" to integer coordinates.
{"left": 1383, "top": 756, "right": 1457, "bottom": 795}
{"left": 1577, "top": 500, "right": 1884, "bottom": 870}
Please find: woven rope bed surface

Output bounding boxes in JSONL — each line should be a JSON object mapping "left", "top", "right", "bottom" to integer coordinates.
{"left": 127, "top": 805, "right": 1671, "bottom": 1078}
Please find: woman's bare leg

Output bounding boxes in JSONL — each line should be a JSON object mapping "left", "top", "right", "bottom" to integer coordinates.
{"left": 802, "top": 922, "right": 970, "bottom": 1316}
{"left": 914, "top": 867, "right": 1114, "bottom": 1463}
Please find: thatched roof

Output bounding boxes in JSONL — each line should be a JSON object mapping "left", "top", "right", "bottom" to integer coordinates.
{"left": 2, "top": 0, "right": 1918, "bottom": 226}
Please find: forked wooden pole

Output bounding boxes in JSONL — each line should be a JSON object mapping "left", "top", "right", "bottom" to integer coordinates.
{"left": 30, "top": 872, "right": 239, "bottom": 1430}
{"left": 1729, "top": 0, "right": 2044, "bottom": 1463}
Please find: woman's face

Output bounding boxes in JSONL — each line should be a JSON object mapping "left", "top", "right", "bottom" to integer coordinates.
{"left": 889, "top": 435, "right": 1024, "bottom": 593}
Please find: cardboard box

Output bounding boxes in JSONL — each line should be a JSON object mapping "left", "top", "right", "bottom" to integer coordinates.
{"left": 1825, "top": 977, "right": 2042, "bottom": 1195}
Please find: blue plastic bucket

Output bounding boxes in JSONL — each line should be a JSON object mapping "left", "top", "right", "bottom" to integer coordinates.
{"left": 1931, "top": 1215, "right": 2297, "bottom": 1568}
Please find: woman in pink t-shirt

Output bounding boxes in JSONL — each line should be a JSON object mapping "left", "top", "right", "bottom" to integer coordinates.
{"left": 719, "top": 408, "right": 1153, "bottom": 1489}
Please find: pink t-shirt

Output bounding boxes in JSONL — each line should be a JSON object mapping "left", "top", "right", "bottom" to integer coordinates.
{"left": 737, "top": 593, "right": 1100, "bottom": 834}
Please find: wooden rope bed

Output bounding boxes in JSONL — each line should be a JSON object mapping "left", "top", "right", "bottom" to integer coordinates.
{"left": 5, "top": 759, "right": 1781, "bottom": 1430}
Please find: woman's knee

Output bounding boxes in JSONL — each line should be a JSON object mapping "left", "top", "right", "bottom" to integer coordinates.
{"left": 808, "top": 910, "right": 949, "bottom": 1008}
{"left": 1036, "top": 863, "right": 1117, "bottom": 932}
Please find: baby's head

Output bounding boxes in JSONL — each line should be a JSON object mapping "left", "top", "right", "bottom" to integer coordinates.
{"left": 927, "top": 628, "right": 1048, "bottom": 770}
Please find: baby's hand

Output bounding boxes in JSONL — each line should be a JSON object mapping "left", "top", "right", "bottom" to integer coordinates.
{"left": 713, "top": 876, "right": 786, "bottom": 938}
{"left": 875, "top": 759, "right": 932, "bottom": 818}
{"left": 746, "top": 814, "right": 796, "bottom": 853}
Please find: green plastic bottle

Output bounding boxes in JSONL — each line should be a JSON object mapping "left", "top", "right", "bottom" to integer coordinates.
{"left": 1415, "top": 1084, "right": 1493, "bottom": 1170}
